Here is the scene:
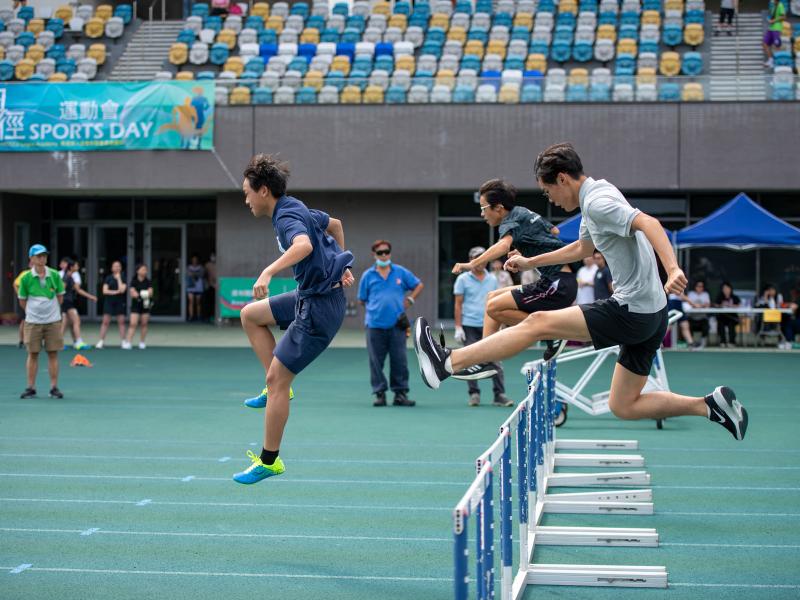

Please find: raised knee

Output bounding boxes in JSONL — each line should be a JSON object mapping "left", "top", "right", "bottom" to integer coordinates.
{"left": 608, "top": 396, "right": 637, "bottom": 420}
{"left": 487, "top": 296, "right": 503, "bottom": 317}
{"left": 240, "top": 303, "right": 255, "bottom": 325}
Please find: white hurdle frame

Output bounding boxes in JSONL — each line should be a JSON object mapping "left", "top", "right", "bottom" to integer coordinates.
{"left": 453, "top": 362, "right": 667, "bottom": 600}
{"left": 520, "top": 310, "right": 682, "bottom": 418}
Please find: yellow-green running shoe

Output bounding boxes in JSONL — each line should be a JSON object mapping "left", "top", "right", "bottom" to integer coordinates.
{"left": 244, "top": 385, "right": 294, "bottom": 408}
{"left": 232, "top": 450, "right": 285, "bottom": 484}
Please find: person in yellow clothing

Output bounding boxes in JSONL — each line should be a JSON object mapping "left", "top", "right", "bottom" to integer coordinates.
{"left": 17, "top": 245, "right": 65, "bottom": 399}
{"left": 13, "top": 260, "right": 31, "bottom": 349}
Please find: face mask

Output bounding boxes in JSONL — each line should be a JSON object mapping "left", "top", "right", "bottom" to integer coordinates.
{"left": 376, "top": 259, "right": 391, "bottom": 267}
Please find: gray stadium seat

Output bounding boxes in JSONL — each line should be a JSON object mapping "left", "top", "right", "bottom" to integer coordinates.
{"left": 508, "top": 39, "right": 528, "bottom": 59}
{"left": 532, "top": 31, "right": 552, "bottom": 46}
{"left": 483, "top": 54, "right": 502, "bottom": 72}
{"left": 77, "top": 57, "right": 97, "bottom": 79}
{"left": 282, "top": 70, "right": 302, "bottom": 89}
{"left": 312, "top": 1, "right": 329, "bottom": 17}
{"left": 457, "top": 68, "right": 478, "bottom": 90}
{"left": 369, "top": 69, "right": 390, "bottom": 89}
{"left": 476, "top": 83, "right": 498, "bottom": 103}
{"left": 443, "top": 40, "right": 463, "bottom": 59}
{"left": 0, "top": 8, "right": 13, "bottom": 24}
{"left": 36, "top": 30, "right": 55, "bottom": 51}
{"left": 364, "top": 27, "right": 383, "bottom": 44}
{"left": 496, "top": 0, "right": 515, "bottom": 14}
{"left": 105, "top": 17, "right": 124, "bottom": 40}
{"left": 217, "top": 70, "right": 237, "bottom": 87}
{"left": 76, "top": 5, "right": 94, "bottom": 21}
{"left": 318, "top": 85, "right": 340, "bottom": 103}
{"left": 418, "top": 54, "right": 437, "bottom": 73}
{"left": 622, "top": 0, "right": 641, "bottom": 14}
{"left": 472, "top": 13, "right": 491, "bottom": 30}
{"left": 517, "top": 0, "right": 536, "bottom": 13}
{"left": 238, "top": 28, "right": 258, "bottom": 46}
{"left": 404, "top": 26, "right": 424, "bottom": 48}
{"left": 534, "top": 13, "right": 554, "bottom": 32}
{"left": 544, "top": 84, "right": 566, "bottom": 102}
{"left": 352, "top": 1, "right": 370, "bottom": 18}
{"left": 155, "top": 71, "right": 173, "bottom": 81}
{"left": 272, "top": 2, "right": 290, "bottom": 18}
{"left": 190, "top": 42, "right": 209, "bottom": 65}
{"left": 451, "top": 13, "right": 470, "bottom": 30}
{"left": 199, "top": 28, "right": 216, "bottom": 44}
{"left": 640, "top": 24, "right": 660, "bottom": 44}
{"left": 408, "top": 83, "right": 430, "bottom": 103}
{"left": 638, "top": 52, "right": 657, "bottom": 71}
{"left": 70, "top": 72, "right": 89, "bottom": 82}
{"left": 327, "top": 15, "right": 345, "bottom": 33}
{"left": 613, "top": 82, "right": 634, "bottom": 102}
{"left": 599, "top": 0, "right": 619, "bottom": 14}
{"left": 310, "top": 56, "right": 331, "bottom": 74}
{"left": 279, "top": 30, "right": 299, "bottom": 44}
{"left": 317, "top": 42, "right": 336, "bottom": 57}
{"left": 36, "top": 57, "right": 56, "bottom": 77}
{"left": 0, "top": 31, "right": 14, "bottom": 49}
{"left": 368, "top": 14, "right": 387, "bottom": 32}
{"left": 394, "top": 41, "right": 414, "bottom": 56}
{"left": 490, "top": 25, "right": 510, "bottom": 44}
{"left": 186, "top": 16, "right": 203, "bottom": 34}
{"left": 240, "top": 43, "right": 260, "bottom": 60}
{"left": 382, "top": 27, "right": 402, "bottom": 44}
{"left": 431, "top": 84, "right": 452, "bottom": 103}
{"left": 356, "top": 41, "right": 375, "bottom": 57}
{"left": 68, "top": 17, "right": 85, "bottom": 33}
{"left": 68, "top": 43, "right": 86, "bottom": 61}
{"left": 215, "top": 86, "right": 229, "bottom": 105}
{"left": 5, "top": 44, "right": 23, "bottom": 64}
{"left": 594, "top": 39, "right": 614, "bottom": 62}
{"left": 259, "top": 71, "right": 280, "bottom": 90}
{"left": 274, "top": 85, "right": 296, "bottom": 104}
{"left": 7, "top": 18, "right": 24, "bottom": 36}
{"left": 439, "top": 54, "right": 459, "bottom": 72}
{"left": 278, "top": 42, "right": 298, "bottom": 57}
{"left": 435, "top": 0, "right": 453, "bottom": 16}
{"left": 636, "top": 83, "right": 657, "bottom": 101}
{"left": 268, "top": 57, "right": 288, "bottom": 76}
{"left": 285, "top": 15, "right": 305, "bottom": 33}
{"left": 391, "top": 69, "right": 411, "bottom": 90}
{"left": 502, "top": 69, "right": 523, "bottom": 87}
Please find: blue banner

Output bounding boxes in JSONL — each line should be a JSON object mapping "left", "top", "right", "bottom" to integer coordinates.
{"left": 0, "top": 81, "right": 215, "bottom": 152}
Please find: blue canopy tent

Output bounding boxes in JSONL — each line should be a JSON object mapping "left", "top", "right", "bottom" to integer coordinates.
{"left": 676, "top": 193, "right": 800, "bottom": 250}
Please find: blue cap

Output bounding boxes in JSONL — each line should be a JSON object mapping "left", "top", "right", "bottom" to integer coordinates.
{"left": 28, "top": 244, "right": 48, "bottom": 257}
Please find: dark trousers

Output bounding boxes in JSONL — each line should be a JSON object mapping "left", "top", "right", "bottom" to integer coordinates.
{"left": 463, "top": 325, "right": 505, "bottom": 396}
{"left": 718, "top": 316, "right": 738, "bottom": 344}
{"left": 367, "top": 327, "right": 409, "bottom": 394}
{"left": 689, "top": 318, "right": 709, "bottom": 338}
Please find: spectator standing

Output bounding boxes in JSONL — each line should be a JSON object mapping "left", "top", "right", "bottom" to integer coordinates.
{"left": 453, "top": 247, "right": 510, "bottom": 407}
{"left": 576, "top": 255, "right": 598, "bottom": 305}
{"left": 96, "top": 260, "right": 127, "bottom": 349}
{"left": 18, "top": 244, "right": 64, "bottom": 399}
{"left": 763, "top": 0, "right": 785, "bottom": 67}
{"left": 593, "top": 250, "right": 613, "bottom": 301}
{"left": 124, "top": 264, "right": 154, "bottom": 350}
{"left": 714, "top": 281, "right": 741, "bottom": 347}
{"left": 358, "top": 240, "right": 423, "bottom": 407}
{"left": 60, "top": 258, "right": 97, "bottom": 350}
{"left": 716, "top": 0, "right": 737, "bottom": 36}
{"left": 490, "top": 259, "right": 514, "bottom": 288}
{"left": 686, "top": 280, "right": 711, "bottom": 349}
{"left": 186, "top": 254, "right": 205, "bottom": 322}
{"left": 13, "top": 259, "right": 32, "bottom": 349}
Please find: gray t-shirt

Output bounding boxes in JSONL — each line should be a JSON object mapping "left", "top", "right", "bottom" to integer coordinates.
{"left": 578, "top": 177, "right": 667, "bottom": 314}
{"left": 498, "top": 206, "right": 565, "bottom": 280}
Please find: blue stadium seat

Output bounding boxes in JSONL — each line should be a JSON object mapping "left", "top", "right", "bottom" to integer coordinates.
{"left": 0, "top": 60, "right": 13, "bottom": 81}
{"left": 520, "top": 83, "right": 543, "bottom": 102}
{"left": 579, "top": 0, "right": 598, "bottom": 13}
{"left": 453, "top": 84, "right": 476, "bottom": 102}
{"left": 47, "top": 44, "right": 66, "bottom": 60}
{"left": 259, "top": 29, "right": 278, "bottom": 44}
{"left": 321, "top": 28, "right": 340, "bottom": 43}
{"left": 685, "top": 10, "right": 704, "bottom": 24}
{"left": 345, "top": 16, "right": 366, "bottom": 33}
{"left": 467, "top": 28, "right": 488, "bottom": 43}
{"left": 16, "top": 32, "right": 35, "bottom": 50}
{"left": 177, "top": 29, "right": 196, "bottom": 45}
{"left": 46, "top": 18, "right": 64, "bottom": 38}
{"left": 538, "top": 0, "right": 556, "bottom": 12}
{"left": 523, "top": 70, "right": 544, "bottom": 85}
{"left": 204, "top": 16, "right": 223, "bottom": 33}
{"left": 772, "top": 82, "right": 794, "bottom": 101}
{"left": 349, "top": 69, "right": 369, "bottom": 89}
{"left": 551, "top": 41, "right": 571, "bottom": 62}
{"left": 529, "top": 40, "right": 549, "bottom": 57}
{"left": 332, "top": 2, "right": 349, "bottom": 17}
{"left": 291, "top": 2, "right": 310, "bottom": 18}
{"left": 493, "top": 13, "right": 513, "bottom": 28}
{"left": 296, "top": 86, "right": 318, "bottom": 103}
{"left": 192, "top": 3, "right": 210, "bottom": 18}
{"left": 480, "top": 70, "right": 502, "bottom": 90}
{"left": 773, "top": 51, "right": 793, "bottom": 68}
{"left": 245, "top": 57, "right": 266, "bottom": 76}
{"left": 589, "top": 82, "right": 611, "bottom": 101}
{"left": 475, "top": 0, "right": 493, "bottom": 12}
{"left": 336, "top": 42, "right": 356, "bottom": 60}
{"left": 556, "top": 14, "right": 575, "bottom": 29}
{"left": 567, "top": 84, "right": 588, "bottom": 101}
{"left": 246, "top": 16, "right": 265, "bottom": 31}
{"left": 210, "top": 43, "right": 229, "bottom": 65}
{"left": 326, "top": 71, "right": 347, "bottom": 90}
{"left": 375, "top": 42, "right": 393, "bottom": 58}
{"left": 455, "top": 1, "right": 473, "bottom": 14}
{"left": 114, "top": 4, "right": 133, "bottom": 24}
{"left": 598, "top": 12, "right": 617, "bottom": 26}
{"left": 289, "top": 56, "right": 309, "bottom": 74}
{"left": 352, "top": 56, "right": 372, "bottom": 72}
{"left": 56, "top": 58, "right": 76, "bottom": 77}
{"left": 420, "top": 41, "right": 443, "bottom": 58}
{"left": 253, "top": 87, "right": 274, "bottom": 104}
{"left": 614, "top": 54, "right": 636, "bottom": 75}
{"left": 28, "top": 73, "right": 47, "bottom": 82}
{"left": 511, "top": 26, "right": 530, "bottom": 42}
{"left": 375, "top": 54, "right": 394, "bottom": 72}
{"left": 197, "top": 70, "right": 216, "bottom": 80}
{"left": 341, "top": 28, "right": 361, "bottom": 44}
{"left": 620, "top": 12, "right": 639, "bottom": 27}
{"left": 643, "top": 0, "right": 661, "bottom": 10}
{"left": 298, "top": 43, "right": 317, "bottom": 60}
{"left": 409, "top": 13, "right": 429, "bottom": 30}
{"left": 394, "top": 1, "right": 412, "bottom": 16}
{"left": 663, "top": 24, "right": 682, "bottom": 46}
{"left": 640, "top": 41, "right": 658, "bottom": 55}
{"left": 239, "top": 75, "right": 258, "bottom": 91}
{"left": 386, "top": 85, "right": 407, "bottom": 103}
{"left": 619, "top": 24, "right": 639, "bottom": 41}
{"left": 681, "top": 51, "right": 702, "bottom": 76}
{"left": 0, "top": 21, "right": 5, "bottom": 33}
{"left": 427, "top": 27, "right": 446, "bottom": 45}
{"left": 461, "top": 55, "right": 481, "bottom": 71}
{"left": 554, "top": 28, "right": 574, "bottom": 43}
{"left": 259, "top": 42, "right": 278, "bottom": 60}
{"left": 658, "top": 82, "right": 680, "bottom": 101}
{"left": 413, "top": 72, "right": 435, "bottom": 89}
{"left": 573, "top": 41, "right": 593, "bottom": 62}
{"left": 17, "top": 6, "right": 34, "bottom": 21}
{"left": 505, "top": 57, "right": 525, "bottom": 70}
{"left": 306, "top": 15, "right": 325, "bottom": 30}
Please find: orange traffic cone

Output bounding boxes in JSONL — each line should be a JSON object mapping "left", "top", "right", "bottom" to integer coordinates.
{"left": 70, "top": 354, "right": 93, "bottom": 368}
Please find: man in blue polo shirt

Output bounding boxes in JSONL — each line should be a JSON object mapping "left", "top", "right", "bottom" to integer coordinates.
{"left": 454, "top": 246, "right": 511, "bottom": 408}
{"left": 358, "top": 239, "right": 424, "bottom": 407}
{"left": 234, "top": 154, "right": 354, "bottom": 485}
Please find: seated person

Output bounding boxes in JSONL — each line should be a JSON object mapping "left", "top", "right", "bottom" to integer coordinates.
{"left": 684, "top": 279, "right": 710, "bottom": 349}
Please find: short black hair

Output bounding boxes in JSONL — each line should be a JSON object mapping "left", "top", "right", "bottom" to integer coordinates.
{"left": 533, "top": 143, "right": 584, "bottom": 184}
{"left": 244, "top": 154, "right": 290, "bottom": 198}
{"left": 479, "top": 178, "right": 517, "bottom": 210}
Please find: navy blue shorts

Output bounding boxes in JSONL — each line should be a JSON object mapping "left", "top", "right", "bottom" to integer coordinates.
{"left": 269, "top": 288, "right": 346, "bottom": 375}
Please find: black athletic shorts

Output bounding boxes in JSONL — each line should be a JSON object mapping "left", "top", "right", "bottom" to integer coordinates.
{"left": 580, "top": 298, "right": 669, "bottom": 376}
{"left": 511, "top": 271, "right": 577, "bottom": 314}
{"left": 103, "top": 298, "right": 126, "bottom": 317}
{"left": 130, "top": 300, "right": 150, "bottom": 315}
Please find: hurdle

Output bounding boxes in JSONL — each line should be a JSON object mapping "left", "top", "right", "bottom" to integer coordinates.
{"left": 453, "top": 361, "right": 666, "bottom": 600}
{"left": 520, "top": 310, "right": 682, "bottom": 424}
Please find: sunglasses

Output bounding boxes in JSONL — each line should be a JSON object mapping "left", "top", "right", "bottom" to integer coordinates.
{"left": 374, "top": 249, "right": 391, "bottom": 256}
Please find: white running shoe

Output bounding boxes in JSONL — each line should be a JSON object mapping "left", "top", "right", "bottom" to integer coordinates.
{"left": 121, "top": 340, "right": 132, "bottom": 350}
{"left": 95, "top": 340, "right": 104, "bottom": 349}
{"left": 138, "top": 342, "right": 147, "bottom": 350}
{"left": 705, "top": 386, "right": 748, "bottom": 441}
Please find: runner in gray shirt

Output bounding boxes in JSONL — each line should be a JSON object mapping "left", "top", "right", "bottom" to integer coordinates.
{"left": 412, "top": 143, "right": 748, "bottom": 442}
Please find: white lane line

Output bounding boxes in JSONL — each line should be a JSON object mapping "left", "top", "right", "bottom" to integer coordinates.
{"left": 662, "top": 542, "right": 800, "bottom": 549}
{"left": 217, "top": 457, "right": 231, "bottom": 463}
{"left": 672, "top": 583, "right": 800, "bottom": 589}
{"left": 79, "top": 528, "right": 100, "bottom": 537}
{"left": 2, "top": 497, "right": 800, "bottom": 517}
{"left": 0, "top": 565, "right": 450, "bottom": 583}
{"left": 0, "top": 527, "right": 450, "bottom": 543}
{"left": 181, "top": 476, "right": 195, "bottom": 482}
{"left": 9, "top": 564, "right": 32, "bottom": 574}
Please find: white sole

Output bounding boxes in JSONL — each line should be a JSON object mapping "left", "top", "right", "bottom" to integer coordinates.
{"left": 452, "top": 369, "right": 498, "bottom": 381}
{"left": 547, "top": 339, "right": 568, "bottom": 362}
{"left": 413, "top": 319, "right": 441, "bottom": 390}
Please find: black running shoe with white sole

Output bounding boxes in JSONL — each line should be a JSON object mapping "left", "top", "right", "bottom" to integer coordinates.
{"left": 413, "top": 317, "right": 452, "bottom": 390}
{"left": 705, "top": 386, "right": 748, "bottom": 440}
{"left": 543, "top": 339, "right": 567, "bottom": 362}
{"left": 452, "top": 363, "right": 499, "bottom": 381}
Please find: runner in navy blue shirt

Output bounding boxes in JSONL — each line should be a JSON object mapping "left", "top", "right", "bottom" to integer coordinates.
{"left": 234, "top": 154, "right": 354, "bottom": 485}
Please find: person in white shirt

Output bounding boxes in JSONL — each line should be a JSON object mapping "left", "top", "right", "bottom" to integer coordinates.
{"left": 685, "top": 280, "right": 711, "bottom": 349}
{"left": 490, "top": 260, "right": 514, "bottom": 288}
{"left": 575, "top": 255, "right": 598, "bottom": 305}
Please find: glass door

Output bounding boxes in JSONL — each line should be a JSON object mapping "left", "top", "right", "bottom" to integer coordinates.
{"left": 145, "top": 224, "right": 185, "bottom": 319}
{"left": 55, "top": 225, "right": 91, "bottom": 315}
{"left": 94, "top": 225, "right": 133, "bottom": 319}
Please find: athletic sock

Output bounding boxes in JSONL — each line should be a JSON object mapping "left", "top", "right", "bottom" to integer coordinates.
{"left": 260, "top": 448, "right": 279, "bottom": 466}
{"left": 444, "top": 356, "right": 453, "bottom": 374}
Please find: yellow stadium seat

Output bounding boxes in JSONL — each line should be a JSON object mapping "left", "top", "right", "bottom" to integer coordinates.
{"left": 26, "top": 44, "right": 45, "bottom": 64}
{"left": 95, "top": 4, "right": 113, "bottom": 21}
{"left": 300, "top": 28, "right": 320, "bottom": 44}
{"left": 88, "top": 43, "right": 107, "bottom": 65}
{"left": 85, "top": 17, "right": 105, "bottom": 39}
{"left": 175, "top": 71, "right": 195, "bottom": 80}
{"left": 331, "top": 55, "right": 351, "bottom": 75}
{"left": 395, "top": 55, "right": 415, "bottom": 73}
{"left": 49, "top": 72, "right": 68, "bottom": 82}
{"left": 372, "top": 1, "right": 391, "bottom": 16}
{"left": 664, "top": 0, "right": 683, "bottom": 11}
{"left": 487, "top": 40, "right": 507, "bottom": 59}
{"left": 641, "top": 10, "right": 661, "bottom": 26}
{"left": 430, "top": 14, "right": 450, "bottom": 31}
{"left": 617, "top": 39, "right": 637, "bottom": 56}
{"left": 597, "top": 25, "right": 616, "bottom": 42}
{"left": 266, "top": 15, "right": 284, "bottom": 33}
{"left": 169, "top": 42, "right": 188, "bottom": 66}
{"left": 15, "top": 58, "right": 35, "bottom": 80}
{"left": 559, "top": 0, "right": 578, "bottom": 14}
{"left": 0, "top": 47, "right": 4, "bottom": 61}
{"left": 684, "top": 23, "right": 704, "bottom": 46}
{"left": 569, "top": 68, "right": 589, "bottom": 85}
{"left": 252, "top": 2, "right": 270, "bottom": 18}
{"left": 224, "top": 56, "right": 244, "bottom": 76}
{"left": 464, "top": 40, "right": 485, "bottom": 58}
{"left": 363, "top": 84, "right": 384, "bottom": 103}
{"left": 304, "top": 70, "right": 324, "bottom": 90}
{"left": 230, "top": 86, "right": 252, "bottom": 105}
{"left": 681, "top": 82, "right": 704, "bottom": 101}
{"left": 782, "top": 21, "right": 792, "bottom": 38}
{"left": 636, "top": 67, "right": 656, "bottom": 85}
{"left": 447, "top": 26, "right": 466, "bottom": 43}
{"left": 525, "top": 53, "right": 547, "bottom": 73}
{"left": 436, "top": 69, "right": 456, "bottom": 89}
{"left": 340, "top": 84, "right": 362, "bottom": 103}
{"left": 659, "top": 51, "right": 680, "bottom": 76}
{"left": 794, "top": 37, "right": 800, "bottom": 54}
{"left": 54, "top": 5, "right": 73, "bottom": 21}
{"left": 27, "top": 18, "right": 45, "bottom": 35}
{"left": 513, "top": 13, "right": 533, "bottom": 31}
{"left": 499, "top": 83, "right": 520, "bottom": 103}
{"left": 217, "top": 28, "right": 237, "bottom": 49}
{"left": 388, "top": 14, "right": 408, "bottom": 32}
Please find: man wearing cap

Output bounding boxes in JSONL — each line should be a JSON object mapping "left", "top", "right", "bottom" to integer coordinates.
{"left": 17, "top": 244, "right": 65, "bottom": 399}
{"left": 453, "top": 247, "right": 512, "bottom": 407}
{"left": 358, "top": 240, "right": 424, "bottom": 407}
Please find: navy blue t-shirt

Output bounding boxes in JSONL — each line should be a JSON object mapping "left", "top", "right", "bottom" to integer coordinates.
{"left": 272, "top": 195, "right": 354, "bottom": 298}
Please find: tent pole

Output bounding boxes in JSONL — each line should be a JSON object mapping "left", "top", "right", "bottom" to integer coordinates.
{"left": 755, "top": 249, "right": 761, "bottom": 296}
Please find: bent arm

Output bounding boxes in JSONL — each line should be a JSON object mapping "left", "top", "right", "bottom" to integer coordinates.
{"left": 530, "top": 239, "right": 595, "bottom": 269}
{"left": 326, "top": 217, "right": 346, "bottom": 249}
{"left": 264, "top": 234, "right": 314, "bottom": 277}
{"left": 631, "top": 212, "right": 679, "bottom": 273}
{"left": 466, "top": 235, "right": 514, "bottom": 270}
